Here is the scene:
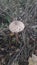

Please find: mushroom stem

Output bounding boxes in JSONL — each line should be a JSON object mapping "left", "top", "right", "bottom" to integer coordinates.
{"left": 15, "top": 33, "right": 19, "bottom": 43}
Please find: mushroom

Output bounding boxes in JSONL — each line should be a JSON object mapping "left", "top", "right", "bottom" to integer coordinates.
{"left": 9, "top": 21, "right": 25, "bottom": 42}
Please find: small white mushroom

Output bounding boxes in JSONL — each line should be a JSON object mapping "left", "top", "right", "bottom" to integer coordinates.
{"left": 9, "top": 21, "right": 25, "bottom": 33}
{"left": 9, "top": 21, "right": 25, "bottom": 42}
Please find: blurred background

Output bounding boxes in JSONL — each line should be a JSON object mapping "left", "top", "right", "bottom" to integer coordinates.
{"left": 0, "top": 0, "right": 37, "bottom": 65}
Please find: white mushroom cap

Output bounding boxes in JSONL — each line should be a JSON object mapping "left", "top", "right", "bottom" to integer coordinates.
{"left": 9, "top": 21, "right": 25, "bottom": 33}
